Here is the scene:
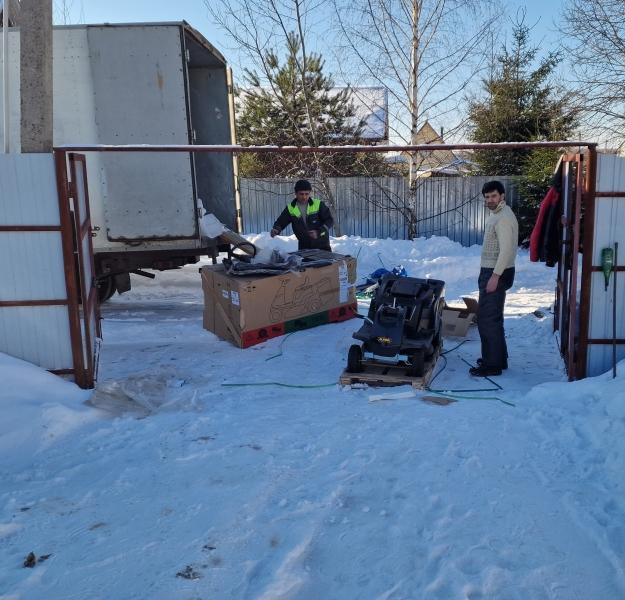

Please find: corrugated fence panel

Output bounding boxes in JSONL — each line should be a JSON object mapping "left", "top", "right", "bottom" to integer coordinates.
{"left": 0, "top": 232, "right": 67, "bottom": 301}
{"left": 0, "top": 307, "right": 73, "bottom": 370}
{"left": 239, "top": 178, "right": 294, "bottom": 235}
{"left": 587, "top": 154, "right": 625, "bottom": 377}
{"left": 329, "top": 177, "right": 409, "bottom": 239}
{"left": 0, "top": 154, "right": 74, "bottom": 371}
{"left": 240, "top": 175, "right": 519, "bottom": 246}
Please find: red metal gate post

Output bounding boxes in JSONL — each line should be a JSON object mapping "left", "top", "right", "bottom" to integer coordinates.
{"left": 576, "top": 147, "right": 598, "bottom": 380}
{"left": 566, "top": 154, "right": 584, "bottom": 379}
{"left": 68, "top": 152, "right": 102, "bottom": 385}
{"left": 54, "top": 149, "right": 89, "bottom": 387}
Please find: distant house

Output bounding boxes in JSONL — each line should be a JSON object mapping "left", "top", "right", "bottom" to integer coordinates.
{"left": 387, "top": 121, "right": 474, "bottom": 177}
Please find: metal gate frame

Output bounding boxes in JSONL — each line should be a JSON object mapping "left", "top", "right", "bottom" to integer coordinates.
{"left": 54, "top": 140, "right": 601, "bottom": 383}
{"left": 553, "top": 147, "right": 625, "bottom": 380}
{"left": 54, "top": 150, "right": 101, "bottom": 388}
{"left": 0, "top": 154, "right": 75, "bottom": 378}
{"left": 553, "top": 153, "right": 585, "bottom": 378}
{"left": 576, "top": 150, "right": 625, "bottom": 379}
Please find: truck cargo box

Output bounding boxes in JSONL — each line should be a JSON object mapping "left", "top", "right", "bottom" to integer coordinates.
{"left": 0, "top": 21, "right": 240, "bottom": 298}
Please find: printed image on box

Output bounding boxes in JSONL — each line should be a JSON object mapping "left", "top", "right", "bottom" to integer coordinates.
{"left": 269, "top": 275, "right": 331, "bottom": 322}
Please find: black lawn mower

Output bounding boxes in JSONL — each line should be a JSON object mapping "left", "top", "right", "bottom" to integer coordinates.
{"left": 347, "top": 274, "right": 445, "bottom": 377}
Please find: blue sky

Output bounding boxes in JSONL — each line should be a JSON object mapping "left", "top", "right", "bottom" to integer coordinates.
{"left": 54, "top": 0, "right": 571, "bottom": 142}
{"left": 58, "top": 0, "right": 565, "bottom": 70}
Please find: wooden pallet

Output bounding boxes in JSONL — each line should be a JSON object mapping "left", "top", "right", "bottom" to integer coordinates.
{"left": 339, "top": 351, "right": 439, "bottom": 389}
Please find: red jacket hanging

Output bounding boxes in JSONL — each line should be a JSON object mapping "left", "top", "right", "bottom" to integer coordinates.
{"left": 530, "top": 186, "right": 560, "bottom": 264}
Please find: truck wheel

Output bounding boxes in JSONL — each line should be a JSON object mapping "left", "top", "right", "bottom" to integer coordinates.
{"left": 97, "top": 276, "right": 116, "bottom": 302}
{"left": 407, "top": 349, "right": 424, "bottom": 377}
{"left": 347, "top": 344, "right": 364, "bottom": 373}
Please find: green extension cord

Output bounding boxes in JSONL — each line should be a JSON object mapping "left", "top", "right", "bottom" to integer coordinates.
{"left": 221, "top": 325, "right": 515, "bottom": 405}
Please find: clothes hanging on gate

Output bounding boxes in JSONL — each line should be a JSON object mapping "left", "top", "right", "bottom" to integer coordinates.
{"left": 529, "top": 186, "right": 561, "bottom": 266}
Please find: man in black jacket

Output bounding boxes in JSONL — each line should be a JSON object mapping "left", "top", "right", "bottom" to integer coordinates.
{"left": 270, "top": 179, "right": 333, "bottom": 251}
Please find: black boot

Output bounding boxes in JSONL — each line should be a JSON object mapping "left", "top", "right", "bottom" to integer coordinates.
{"left": 477, "top": 357, "right": 508, "bottom": 370}
{"left": 469, "top": 365, "right": 503, "bottom": 377}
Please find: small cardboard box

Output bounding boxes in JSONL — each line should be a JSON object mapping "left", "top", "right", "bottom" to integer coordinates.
{"left": 201, "top": 255, "right": 357, "bottom": 348}
{"left": 441, "top": 297, "right": 479, "bottom": 338}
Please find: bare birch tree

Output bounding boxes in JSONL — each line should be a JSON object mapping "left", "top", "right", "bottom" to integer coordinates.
{"left": 332, "top": 0, "right": 501, "bottom": 143}
{"left": 561, "top": 0, "right": 625, "bottom": 149}
{"left": 331, "top": 0, "right": 502, "bottom": 236}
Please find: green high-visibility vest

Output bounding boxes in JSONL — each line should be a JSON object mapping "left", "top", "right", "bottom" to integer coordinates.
{"left": 287, "top": 198, "right": 321, "bottom": 218}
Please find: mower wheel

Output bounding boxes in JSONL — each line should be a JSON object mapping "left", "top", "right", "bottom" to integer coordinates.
{"left": 347, "top": 344, "right": 364, "bottom": 373}
{"left": 407, "top": 349, "right": 425, "bottom": 377}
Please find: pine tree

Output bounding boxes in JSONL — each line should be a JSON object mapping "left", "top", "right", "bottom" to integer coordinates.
{"left": 468, "top": 21, "right": 578, "bottom": 240}
{"left": 236, "top": 33, "right": 387, "bottom": 177}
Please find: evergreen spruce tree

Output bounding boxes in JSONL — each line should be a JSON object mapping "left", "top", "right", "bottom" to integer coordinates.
{"left": 468, "top": 21, "right": 577, "bottom": 240}
{"left": 236, "top": 33, "right": 387, "bottom": 177}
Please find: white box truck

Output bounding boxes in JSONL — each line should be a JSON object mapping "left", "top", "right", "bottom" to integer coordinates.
{"left": 1, "top": 21, "right": 240, "bottom": 300}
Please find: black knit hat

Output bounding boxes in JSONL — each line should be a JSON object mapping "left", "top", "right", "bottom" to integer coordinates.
{"left": 294, "top": 179, "right": 312, "bottom": 192}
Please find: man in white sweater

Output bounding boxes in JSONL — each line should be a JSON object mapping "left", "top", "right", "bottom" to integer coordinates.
{"left": 470, "top": 181, "right": 518, "bottom": 377}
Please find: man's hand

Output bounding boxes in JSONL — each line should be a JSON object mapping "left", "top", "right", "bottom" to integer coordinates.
{"left": 485, "top": 273, "right": 500, "bottom": 293}
{"left": 308, "top": 230, "right": 319, "bottom": 239}
{"left": 270, "top": 228, "right": 280, "bottom": 237}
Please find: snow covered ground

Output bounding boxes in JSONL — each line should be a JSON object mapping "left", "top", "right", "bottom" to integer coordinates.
{"left": 1, "top": 234, "right": 625, "bottom": 600}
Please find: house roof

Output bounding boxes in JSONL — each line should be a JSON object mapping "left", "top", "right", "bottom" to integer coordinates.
{"left": 384, "top": 123, "right": 477, "bottom": 175}
{"left": 412, "top": 121, "right": 457, "bottom": 170}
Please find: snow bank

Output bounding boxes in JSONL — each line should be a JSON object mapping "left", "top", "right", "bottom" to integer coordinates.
{"left": 0, "top": 353, "right": 98, "bottom": 468}
{"left": 2, "top": 235, "right": 624, "bottom": 599}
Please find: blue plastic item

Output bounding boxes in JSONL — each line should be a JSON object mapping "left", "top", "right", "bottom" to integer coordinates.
{"left": 369, "top": 267, "right": 391, "bottom": 281}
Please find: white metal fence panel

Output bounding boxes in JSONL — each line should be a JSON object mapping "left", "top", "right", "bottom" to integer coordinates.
{"left": 0, "top": 306, "right": 73, "bottom": 369}
{"left": 0, "top": 232, "right": 66, "bottom": 300}
{"left": 587, "top": 154, "right": 625, "bottom": 377}
{"left": 0, "top": 154, "right": 74, "bottom": 371}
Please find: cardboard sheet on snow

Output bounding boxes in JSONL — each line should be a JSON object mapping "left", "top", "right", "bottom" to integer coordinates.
{"left": 441, "top": 297, "right": 478, "bottom": 337}
{"left": 201, "top": 255, "right": 357, "bottom": 347}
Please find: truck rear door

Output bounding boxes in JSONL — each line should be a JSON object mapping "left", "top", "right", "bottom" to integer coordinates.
{"left": 87, "top": 24, "right": 198, "bottom": 242}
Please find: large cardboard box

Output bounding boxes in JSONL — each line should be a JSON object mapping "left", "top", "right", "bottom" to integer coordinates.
{"left": 201, "top": 255, "right": 358, "bottom": 348}
{"left": 441, "top": 297, "right": 479, "bottom": 338}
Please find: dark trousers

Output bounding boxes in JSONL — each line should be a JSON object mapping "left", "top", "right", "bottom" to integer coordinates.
{"left": 477, "top": 267, "right": 515, "bottom": 369}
